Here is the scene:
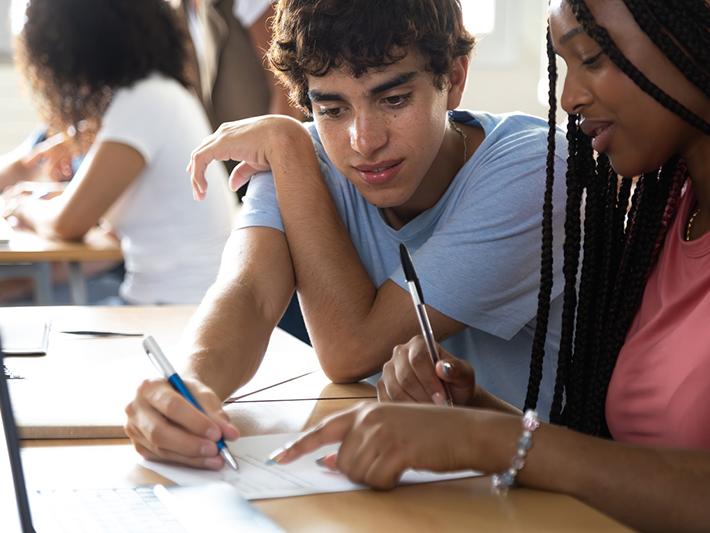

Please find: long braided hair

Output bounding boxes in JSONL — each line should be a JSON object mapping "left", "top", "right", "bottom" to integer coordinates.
{"left": 525, "top": 0, "right": 710, "bottom": 436}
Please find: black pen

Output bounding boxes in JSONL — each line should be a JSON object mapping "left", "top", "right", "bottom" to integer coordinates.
{"left": 399, "top": 243, "right": 454, "bottom": 406}
{"left": 60, "top": 330, "right": 143, "bottom": 337}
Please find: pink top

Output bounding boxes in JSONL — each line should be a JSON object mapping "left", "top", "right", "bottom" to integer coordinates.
{"left": 606, "top": 184, "right": 710, "bottom": 449}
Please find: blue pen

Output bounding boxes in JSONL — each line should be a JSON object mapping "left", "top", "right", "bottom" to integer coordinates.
{"left": 142, "top": 336, "right": 239, "bottom": 471}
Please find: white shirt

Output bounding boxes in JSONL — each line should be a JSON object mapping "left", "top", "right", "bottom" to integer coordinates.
{"left": 232, "top": 0, "right": 271, "bottom": 27}
{"left": 95, "top": 74, "right": 236, "bottom": 304}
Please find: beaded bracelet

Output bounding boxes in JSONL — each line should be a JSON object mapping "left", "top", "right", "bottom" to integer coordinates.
{"left": 491, "top": 409, "right": 540, "bottom": 495}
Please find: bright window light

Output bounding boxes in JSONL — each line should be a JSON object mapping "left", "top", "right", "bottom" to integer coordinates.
{"left": 461, "top": 0, "right": 496, "bottom": 35}
{"left": 10, "top": 0, "right": 30, "bottom": 36}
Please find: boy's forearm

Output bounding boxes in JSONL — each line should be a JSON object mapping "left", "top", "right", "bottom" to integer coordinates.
{"left": 182, "top": 229, "right": 296, "bottom": 399}
{"left": 268, "top": 135, "right": 407, "bottom": 381}
{"left": 182, "top": 282, "right": 272, "bottom": 400}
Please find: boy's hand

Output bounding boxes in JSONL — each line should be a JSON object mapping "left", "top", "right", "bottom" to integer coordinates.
{"left": 187, "top": 115, "right": 309, "bottom": 200}
{"left": 124, "top": 377, "right": 239, "bottom": 470}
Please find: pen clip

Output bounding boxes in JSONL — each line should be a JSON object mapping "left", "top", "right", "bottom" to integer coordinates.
{"left": 142, "top": 335, "right": 175, "bottom": 377}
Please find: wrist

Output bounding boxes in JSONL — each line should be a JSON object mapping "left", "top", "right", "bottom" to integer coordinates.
{"left": 265, "top": 116, "right": 313, "bottom": 164}
{"left": 464, "top": 410, "right": 521, "bottom": 473}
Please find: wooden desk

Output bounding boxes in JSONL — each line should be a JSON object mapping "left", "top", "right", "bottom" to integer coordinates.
{"left": 20, "top": 398, "right": 629, "bottom": 532}
{"left": 2, "top": 305, "right": 318, "bottom": 438}
{"left": 0, "top": 227, "right": 122, "bottom": 304}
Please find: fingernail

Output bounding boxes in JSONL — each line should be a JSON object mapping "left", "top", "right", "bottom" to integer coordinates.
{"left": 206, "top": 428, "right": 220, "bottom": 441}
{"left": 204, "top": 457, "right": 222, "bottom": 469}
{"left": 315, "top": 454, "right": 338, "bottom": 471}
{"left": 200, "top": 444, "right": 215, "bottom": 456}
{"left": 432, "top": 392, "right": 446, "bottom": 406}
{"left": 267, "top": 447, "right": 288, "bottom": 464}
{"left": 442, "top": 362, "right": 453, "bottom": 376}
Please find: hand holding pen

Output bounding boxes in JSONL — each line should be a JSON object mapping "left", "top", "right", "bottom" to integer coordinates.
{"left": 398, "top": 244, "right": 454, "bottom": 407}
{"left": 141, "top": 336, "right": 240, "bottom": 471}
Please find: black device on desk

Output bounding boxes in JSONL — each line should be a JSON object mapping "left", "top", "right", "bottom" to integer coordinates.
{"left": 0, "top": 337, "right": 284, "bottom": 533}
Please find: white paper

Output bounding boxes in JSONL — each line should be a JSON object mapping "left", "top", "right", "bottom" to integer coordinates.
{"left": 143, "top": 432, "right": 480, "bottom": 500}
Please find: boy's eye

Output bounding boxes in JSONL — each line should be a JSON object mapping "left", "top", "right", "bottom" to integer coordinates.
{"left": 318, "top": 107, "right": 343, "bottom": 118}
{"left": 383, "top": 93, "right": 411, "bottom": 107}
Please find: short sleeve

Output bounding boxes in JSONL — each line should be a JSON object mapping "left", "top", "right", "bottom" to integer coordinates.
{"left": 391, "top": 118, "right": 568, "bottom": 340}
{"left": 232, "top": 0, "right": 271, "bottom": 27}
{"left": 237, "top": 130, "right": 341, "bottom": 233}
{"left": 236, "top": 172, "right": 284, "bottom": 232}
{"left": 95, "top": 77, "right": 176, "bottom": 164}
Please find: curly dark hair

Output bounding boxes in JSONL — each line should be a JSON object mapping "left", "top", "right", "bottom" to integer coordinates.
{"left": 14, "top": 0, "right": 190, "bottom": 144}
{"left": 525, "top": 0, "right": 708, "bottom": 437}
{"left": 267, "top": 0, "right": 476, "bottom": 114}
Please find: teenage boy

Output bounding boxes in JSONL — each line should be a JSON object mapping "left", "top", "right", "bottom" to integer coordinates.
{"left": 125, "top": 0, "right": 567, "bottom": 470}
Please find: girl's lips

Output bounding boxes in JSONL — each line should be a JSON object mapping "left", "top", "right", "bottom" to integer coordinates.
{"left": 580, "top": 119, "right": 615, "bottom": 153}
{"left": 590, "top": 124, "right": 614, "bottom": 153}
{"left": 355, "top": 160, "right": 404, "bottom": 185}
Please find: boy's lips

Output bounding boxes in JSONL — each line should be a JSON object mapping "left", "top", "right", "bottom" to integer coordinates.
{"left": 354, "top": 159, "right": 404, "bottom": 185}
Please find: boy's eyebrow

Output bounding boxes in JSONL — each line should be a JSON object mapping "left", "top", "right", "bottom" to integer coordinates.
{"left": 369, "top": 71, "right": 418, "bottom": 95}
{"left": 308, "top": 90, "right": 345, "bottom": 103}
{"left": 307, "top": 71, "right": 418, "bottom": 103}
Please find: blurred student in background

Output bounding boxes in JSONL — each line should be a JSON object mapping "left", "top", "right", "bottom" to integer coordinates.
{"left": 2, "top": 0, "right": 235, "bottom": 305}
{"left": 178, "top": 0, "right": 303, "bottom": 128}
{"left": 177, "top": 0, "right": 309, "bottom": 341}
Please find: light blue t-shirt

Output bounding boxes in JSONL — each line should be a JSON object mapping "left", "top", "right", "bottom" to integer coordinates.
{"left": 238, "top": 110, "right": 567, "bottom": 415}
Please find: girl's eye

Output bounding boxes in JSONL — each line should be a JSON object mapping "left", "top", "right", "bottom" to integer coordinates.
{"left": 582, "top": 51, "right": 604, "bottom": 68}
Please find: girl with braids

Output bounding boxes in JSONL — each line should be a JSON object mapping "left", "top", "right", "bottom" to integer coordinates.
{"left": 271, "top": 1, "right": 710, "bottom": 530}
{"left": 2, "top": 0, "right": 235, "bottom": 304}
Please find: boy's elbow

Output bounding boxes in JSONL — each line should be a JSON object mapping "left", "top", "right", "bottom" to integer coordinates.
{"left": 315, "top": 337, "right": 379, "bottom": 384}
{"left": 321, "top": 363, "right": 363, "bottom": 385}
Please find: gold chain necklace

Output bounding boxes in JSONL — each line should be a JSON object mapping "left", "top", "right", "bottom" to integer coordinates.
{"left": 449, "top": 119, "right": 469, "bottom": 164}
{"left": 685, "top": 208, "right": 700, "bottom": 241}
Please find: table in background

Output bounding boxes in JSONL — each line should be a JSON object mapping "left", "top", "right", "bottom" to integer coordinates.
{"left": 0, "top": 227, "right": 122, "bottom": 304}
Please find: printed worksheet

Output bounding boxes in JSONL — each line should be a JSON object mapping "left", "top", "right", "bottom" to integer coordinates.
{"left": 143, "top": 432, "right": 481, "bottom": 500}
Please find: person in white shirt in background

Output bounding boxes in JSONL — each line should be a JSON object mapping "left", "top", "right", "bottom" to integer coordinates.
{"left": 2, "top": 0, "right": 235, "bottom": 305}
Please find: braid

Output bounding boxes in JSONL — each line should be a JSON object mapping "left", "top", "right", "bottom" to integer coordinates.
{"left": 570, "top": 0, "right": 710, "bottom": 134}
{"left": 524, "top": 27, "right": 557, "bottom": 411}
{"left": 548, "top": 115, "right": 583, "bottom": 423}
{"left": 650, "top": 0, "right": 710, "bottom": 68}
{"left": 623, "top": 0, "right": 710, "bottom": 96}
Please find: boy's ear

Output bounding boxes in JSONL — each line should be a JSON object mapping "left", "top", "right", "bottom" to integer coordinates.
{"left": 446, "top": 55, "right": 469, "bottom": 109}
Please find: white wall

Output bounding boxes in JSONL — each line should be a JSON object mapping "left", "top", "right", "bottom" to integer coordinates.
{"left": 461, "top": 0, "right": 550, "bottom": 118}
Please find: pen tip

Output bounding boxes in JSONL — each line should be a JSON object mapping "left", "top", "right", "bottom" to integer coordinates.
{"left": 222, "top": 448, "right": 240, "bottom": 471}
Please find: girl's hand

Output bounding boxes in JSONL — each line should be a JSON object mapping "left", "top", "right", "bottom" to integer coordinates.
{"left": 24, "top": 133, "right": 75, "bottom": 182}
{"left": 378, "top": 335, "right": 477, "bottom": 407}
{"left": 269, "top": 402, "right": 477, "bottom": 490}
{"left": 187, "top": 115, "right": 308, "bottom": 200}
